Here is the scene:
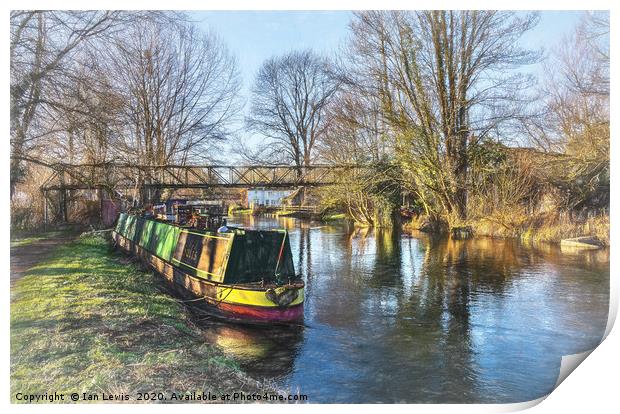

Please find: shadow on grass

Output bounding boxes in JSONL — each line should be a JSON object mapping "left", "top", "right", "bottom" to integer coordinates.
{"left": 11, "top": 234, "right": 275, "bottom": 402}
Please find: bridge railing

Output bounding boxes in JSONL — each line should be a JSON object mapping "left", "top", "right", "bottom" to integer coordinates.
{"left": 40, "top": 163, "right": 367, "bottom": 191}
{"left": 278, "top": 205, "right": 320, "bottom": 213}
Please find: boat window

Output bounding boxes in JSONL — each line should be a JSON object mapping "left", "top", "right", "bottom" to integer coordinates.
{"left": 224, "top": 231, "right": 296, "bottom": 284}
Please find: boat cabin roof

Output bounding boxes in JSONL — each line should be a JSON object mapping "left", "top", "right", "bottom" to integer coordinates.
{"left": 115, "top": 213, "right": 296, "bottom": 285}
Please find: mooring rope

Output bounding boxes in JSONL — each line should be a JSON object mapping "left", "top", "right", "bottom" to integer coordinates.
{"left": 177, "top": 295, "right": 209, "bottom": 303}
{"left": 215, "top": 285, "right": 237, "bottom": 306}
{"left": 273, "top": 231, "right": 287, "bottom": 277}
{"left": 175, "top": 286, "right": 235, "bottom": 306}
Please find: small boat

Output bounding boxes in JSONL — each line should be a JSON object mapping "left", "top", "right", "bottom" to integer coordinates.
{"left": 112, "top": 211, "right": 304, "bottom": 324}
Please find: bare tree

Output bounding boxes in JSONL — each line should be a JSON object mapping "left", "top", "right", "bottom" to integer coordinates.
{"left": 317, "top": 89, "right": 389, "bottom": 164}
{"left": 246, "top": 50, "right": 340, "bottom": 173}
{"left": 347, "top": 11, "right": 539, "bottom": 226}
{"left": 571, "top": 11, "right": 609, "bottom": 96}
{"left": 36, "top": 50, "right": 124, "bottom": 167}
{"left": 106, "top": 18, "right": 241, "bottom": 167}
{"left": 536, "top": 12, "right": 609, "bottom": 211}
{"left": 10, "top": 11, "right": 126, "bottom": 197}
{"left": 11, "top": 11, "right": 242, "bottom": 225}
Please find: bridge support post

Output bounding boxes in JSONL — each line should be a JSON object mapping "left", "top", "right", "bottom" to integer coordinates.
{"left": 60, "top": 189, "right": 68, "bottom": 223}
{"left": 98, "top": 188, "right": 103, "bottom": 225}
{"left": 43, "top": 190, "right": 48, "bottom": 231}
{"left": 57, "top": 170, "right": 68, "bottom": 223}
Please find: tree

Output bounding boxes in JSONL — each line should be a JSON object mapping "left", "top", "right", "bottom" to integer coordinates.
{"left": 106, "top": 18, "right": 241, "bottom": 168}
{"left": 317, "top": 89, "right": 389, "bottom": 165}
{"left": 10, "top": 11, "right": 126, "bottom": 197}
{"left": 246, "top": 50, "right": 340, "bottom": 173}
{"left": 316, "top": 88, "right": 401, "bottom": 225}
{"left": 347, "top": 11, "right": 539, "bottom": 226}
{"left": 10, "top": 11, "right": 242, "bottom": 226}
{"left": 39, "top": 55, "right": 124, "bottom": 167}
{"left": 535, "top": 12, "right": 609, "bottom": 211}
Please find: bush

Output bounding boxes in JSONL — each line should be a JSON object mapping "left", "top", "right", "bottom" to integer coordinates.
{"left": 469, "top": 211, "right": 609, "bottom": 245}
{"left": 319, "top": 161, "right": 401, "bottom": 227}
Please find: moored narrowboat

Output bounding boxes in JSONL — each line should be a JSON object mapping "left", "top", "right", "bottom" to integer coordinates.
{"left": 112, "top": 212, "right": 304, "bottom": 324}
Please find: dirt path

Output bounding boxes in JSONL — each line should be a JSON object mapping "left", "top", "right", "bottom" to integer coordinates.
{"left": 10, "top": 233, "right": 78, "bottom": 285}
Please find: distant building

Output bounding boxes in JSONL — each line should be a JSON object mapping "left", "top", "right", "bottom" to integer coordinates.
{"left": 247, "top": 188, "right": 294, "bottom": 208}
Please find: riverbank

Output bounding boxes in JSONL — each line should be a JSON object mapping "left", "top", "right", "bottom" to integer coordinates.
{"left": 470, "top": 213, "right": 609, "bottom": 246}
{"left": 404, "top": 212, "right": 610, "bottom": 246}
{"left": 229, "top": 208, "right": 325, "bottom": 220}
{"left": 10, "top": 233, "right": 273, "bottom": 402}
{"left": 236, "top": 208, "right": 609, "bottom": 248}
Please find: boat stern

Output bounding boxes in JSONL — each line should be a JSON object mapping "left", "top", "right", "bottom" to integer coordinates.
{"left": 214, "top": 283, "right": 304, "bottom": 324}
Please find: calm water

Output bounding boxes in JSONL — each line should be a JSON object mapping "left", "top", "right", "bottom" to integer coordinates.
{"left": 199, "top": 215, "right": 609, "bottom": 403}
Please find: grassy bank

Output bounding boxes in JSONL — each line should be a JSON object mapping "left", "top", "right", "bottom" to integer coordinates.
{"left": 470, "top": 214, "right": 610, "bottom": 246}
{"left": 403, "top": 213, "right": 609, "bottom": 246}
{"left": 11, "top": 234, "right": 272, "bottom": 402}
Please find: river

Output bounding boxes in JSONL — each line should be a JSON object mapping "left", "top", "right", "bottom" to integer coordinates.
{"left": 199, "top": 215, "right": 609, "bottom": 403}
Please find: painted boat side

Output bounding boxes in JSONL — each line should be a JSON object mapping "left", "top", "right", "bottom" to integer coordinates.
{"left": 112, "top": 230, "right": 304, "bottom": 324}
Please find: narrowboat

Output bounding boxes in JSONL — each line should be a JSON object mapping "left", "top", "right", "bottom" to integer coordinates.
{"left": 112, "top": 211, "right": 304, "bottom": 324}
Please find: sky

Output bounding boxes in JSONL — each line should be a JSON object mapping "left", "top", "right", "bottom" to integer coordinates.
{"left": 193, "top": 11, "right": 352, "bottom": 104}
{"left": 191, "top": 10, "right": 586, "bottom": 160}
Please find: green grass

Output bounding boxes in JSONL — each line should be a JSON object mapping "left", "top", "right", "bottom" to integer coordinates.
{"left": 11, "top": 234, "right": 270, "bottom": 402}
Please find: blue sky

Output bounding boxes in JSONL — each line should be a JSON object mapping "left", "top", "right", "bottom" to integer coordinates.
{"left": 193, "top": 11, "right": 352, "bottom": 100}
{"left": 193, "top": 10, "right": 583, "bottom": 94}
{"left": 191, "top": 10, "right": 585, "bottom": 158}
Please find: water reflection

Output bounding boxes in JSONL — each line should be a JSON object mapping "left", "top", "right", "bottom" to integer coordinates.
{"left": 202, "top": 215, "right": 609, "bottom": 403}
{"left": 200, "top": 321, "right": 304, "bottom": 378}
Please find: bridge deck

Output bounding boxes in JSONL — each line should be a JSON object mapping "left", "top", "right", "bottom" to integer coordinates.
{"left": 41, "top": 163, "right": 366, "bottom": 191}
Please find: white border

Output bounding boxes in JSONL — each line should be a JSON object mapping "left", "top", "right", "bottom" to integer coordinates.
{"left": 2, "top": 1, "right": 617, "bottom": 413}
